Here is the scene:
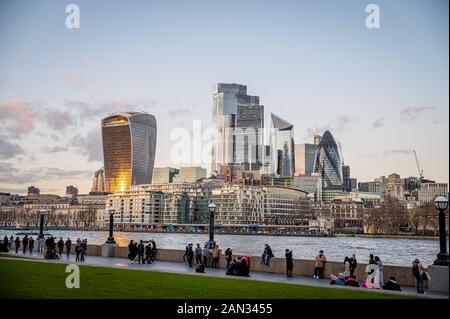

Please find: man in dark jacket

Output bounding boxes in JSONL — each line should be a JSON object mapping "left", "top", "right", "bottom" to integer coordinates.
{"left": 57, "top": 238, "right": 64, "bottom": 257}
{"left": 187, "top": 244, "right": 194, "bottom": 267}
{"left": 285, "top": 249, "right": 293, "bottom": 277}
{"left": 65, "top": 238, "right": 72, "bottom": 258}
{"left": 14, "top": 236, "right": 20, "bottom": 253}
{"left": 137, "top": 240, "right": 145, "bottom": 264}
{"left": 22, "top": 235, "right": 29, "bottom": 254}
{"left": 349, "top": 254, "right": 358, "bottom": 277}
{"left": 128, "top": 240, "right": 135, "bottom": 261}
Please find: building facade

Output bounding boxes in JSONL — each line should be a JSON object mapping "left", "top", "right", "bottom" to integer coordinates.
{"left": 294, "top": 143, "right": 318, "bottom": 176}
{"left": 269, "top": 113, "right": 295, "bottom": 178}
{"left": 313, "top": 130, "right": 343, "bottom": 188}
{"left": 152, "top": 167, "right": 180, "bottom": 184}
{"left": 102, "top": 111, "right": 157, "bottom": 193}
{"left": 172, "top": 167, "right": 207, "bottom": 183}
{"left": 91, "top": 168, "right": 106, "bottom": 193}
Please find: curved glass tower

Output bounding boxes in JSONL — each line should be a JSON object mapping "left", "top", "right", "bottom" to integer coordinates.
{"left": 313, "top": 130, "right": 343, "bottom": 187}
{"left": 270, "top": 113, "right": 295, "bottom": 178}
{"left": 102, "top": 112, "right": 157, "bottom": 193}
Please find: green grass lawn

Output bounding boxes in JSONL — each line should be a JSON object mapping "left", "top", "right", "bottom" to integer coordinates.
{"left": 0, "top": 257, "right": 416, "bottom": 299}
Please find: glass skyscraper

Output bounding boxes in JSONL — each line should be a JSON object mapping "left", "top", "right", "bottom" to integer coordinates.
{"left": 294, "top": 143, "right": 318, "bottom": 176}
{"left": 269, "top": 113, "right": 295, "bottom": 178}
{"left": 102, "top": 112, "right": 157, "bottom": 193}
{"left": 313, "top": 130, "right": 343, "bottom": 188}
{"left": 211, "top": 83, "right": 264, "bottom": 175}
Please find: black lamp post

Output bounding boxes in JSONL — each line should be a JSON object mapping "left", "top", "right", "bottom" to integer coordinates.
{"left": 38, "top": 209, "right": 46, "bottom": 239}
{"left": 208, "top": 203, "right": 216, "bottom": 248}
{"left": 433, "top": 195, "right": 449, "bottom": 266}
{"left": 105, "top": 208, "right": 116, "bottom": 244}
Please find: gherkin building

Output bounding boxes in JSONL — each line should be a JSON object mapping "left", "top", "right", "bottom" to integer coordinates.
{"left": 313, "top": 130, "right": 343, "bottom": 187}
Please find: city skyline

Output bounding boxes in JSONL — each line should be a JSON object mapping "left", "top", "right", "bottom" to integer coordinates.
{"left": 0, "top": 0, "right": 448, "bottom": 195}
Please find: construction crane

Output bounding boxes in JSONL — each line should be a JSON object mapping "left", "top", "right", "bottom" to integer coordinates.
{"left": 413, "top": 150, "right": 424, "bottom": 187}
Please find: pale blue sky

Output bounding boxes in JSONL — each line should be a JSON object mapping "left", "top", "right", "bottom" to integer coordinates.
{"left": 0, "top": 0, "right": 448, "bottom": 195}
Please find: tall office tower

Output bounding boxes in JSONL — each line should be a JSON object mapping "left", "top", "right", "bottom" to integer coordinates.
{"left": 313, "top": 130, "right": 343, "bottom": 188}
{"left": 342, "top": 165, "right": 351, "bottom": 192}
{"left": 27, "top": 186, "right": 40, "bottom": 196}
{"left": 211, "top": 83, "right": 264, "bottom": 177}
{"left": 65, "top": 185, "right": 78, "bottom": 197}
{"left": 270, "top": 113, "right": 295, "bottom": 178}
{"left": 294, "top": 143, "right": 318, "bottom": 176}
{"left": 91, "top": 167, "right": 105, "bottom": 193}
{"left": 102, "top": 111, "right": 157, "bottom": 193}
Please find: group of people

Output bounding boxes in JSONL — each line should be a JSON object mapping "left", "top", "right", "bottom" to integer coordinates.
{"left": 184, "top": 243, "right": 221, "bottom": 270}
{"left": 127, "top": 239, "right": 157, "bottom": 264}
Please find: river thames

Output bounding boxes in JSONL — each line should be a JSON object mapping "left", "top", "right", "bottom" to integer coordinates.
{"left": 1, "top": 230, "right": 446, "bottom": 267}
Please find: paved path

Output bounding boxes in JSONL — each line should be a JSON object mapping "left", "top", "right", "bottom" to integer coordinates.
{"left": 1, "top": 250, "right": 447, "bottom": 299}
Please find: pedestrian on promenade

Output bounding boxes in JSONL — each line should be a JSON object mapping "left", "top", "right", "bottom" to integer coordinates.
{"left": 187, "top": 243, "right": 194, "bottom": 267}
{"left": 195, "top": 244, "right": 202, "bottom": 265}
{"left": 14, "top": 236, "right": 20, "bottom": 253}
{"left": 313, "top": 250, "right": 327, "bottom": 279}
{"left": 183, "top": 244, "right": 189, "bottom": 263}
{"left": 28, "top": 237, "right": 34, "bottom": 254}
{"left": 285, "top": 249, "right": 293, "bottom": 277}
{"left": 342, "top": 256, "right": 350, "bottom": 278}
{"left": 1, "top": 236, "right": 9, "bottom": 252}
{"left": 137, "top": 240, "right": 145, "bottom": 264}
{"left": 202, "top": 244, "right": 209, "bottom": 267}
{"left": 225, "top": 248, "right": 232, "bottom": 268}
{"left": 349, "top": 254, "right": 357, "bottom": 277}
{"left": 9, "top": 236, "right": 14, "bottom": 250}
{"left": 36, "top": 236, "right": 42, "bottom": 253}
{"left": 80, "top": 239, "right": 87, "bottom": 262}
{"left": 57, "top": 237, "right": 64, "bottom": 258}
{"left": 145, "top": 242, "right": 153, "bottom": 264}
{"left": 128, "top": 240, "right": 135, "bottom": 261}
{"left": 22, "top": 235, "right": 29, "bottom": 254}
{"left": 369, "top": 254, "right": 376, "bottom": 265}
{"left": 65, "top": 238, "right": 72, "bottom": 258}
{"left": 412, "top": 258, "right": 427, "bottom": 294}
{"left": 375, "top": 256, "right": 384, "bottom": 287}
{"left": 151, "top": 240, "right": 157, "bottom": 262}
{"left": 75, "top": 242, "right": 81, "bottom": 261}
{"left": 212, "top": 245, "right": 221, "bottom": 268}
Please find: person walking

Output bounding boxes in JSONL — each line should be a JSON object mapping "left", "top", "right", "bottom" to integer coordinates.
{"left": 313, "top": 250, "right": 327, "bottom": 279}
{"left": 183, "top": 244, "right": 189, "bottom": 263}
{"left": 212, "top": 245, "right": 221, "bottom": 268}
{"left": 225, "top": 248, "right": 233, "bottom": 268}
{"left": 28, "top": 237, "right": 34, "bottom": 254}
{"left": 187, "top": 244, "right": 194, "bottom": 267}
{"left": 202, "top": 244, "right": 209, "bottom": 267}
{"left": 14, "top": 236, "right": 20, "bottom": 253}
{"left": 195, "top": 244, "right": 202, "bottom": 265}
{"left": 128, "top": 240, "right": 135, "bottom": 261}
{"left": 65, "top": 238, "right": 72, "bottom": 258}
{"left": 2, "top": 236, "right": 8, "bottom": 251}
{"left": 375, "top": 256, "right": 384, "bottom": 287}
{"left": 342, "top": 256, "right": 351, "bottom": 278}
{"left": 349, "top": 254, "right": 357, "bottom": 278}
{"left": 145, "top": 242, "right": 152, "bottom": 264}
{"left": 285, "top": 249, "right": 293, "bottom": 277}
{"left": 75, "top": 242, "right": 81, "bottom": 261}
{"left": 9, "top": 236, "right": 14, "bottom": 250}
{"left": 151, "top": 240, "right": 157, "bottom": 262}
{"left": 80, "top": 239, "right": 87, "bottom": 262}
{"left": 412, "top": 258, "right": 427, "bottom": 294}
{"left": 137, "top": 240, "right": 145, "bottom": 264}
{"left": 22, "top": 235, "right": 29, "bottom": 254}
{"left": 57, "top": 237, "right": 64, "bottom": 258}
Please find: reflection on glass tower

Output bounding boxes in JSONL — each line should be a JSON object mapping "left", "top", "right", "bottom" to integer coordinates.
{"left": 270, "top": 113, "right": 295, "bottom": 178}
{"left": 102, "top": 112, "right": 157, "bottom": 193}
{"left": 313, "top": 130, "right": 343, "bottom": 187}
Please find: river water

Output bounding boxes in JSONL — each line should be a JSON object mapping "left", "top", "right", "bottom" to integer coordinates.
{"left": 1, "top": 230, "right": 445, "bottom": 267}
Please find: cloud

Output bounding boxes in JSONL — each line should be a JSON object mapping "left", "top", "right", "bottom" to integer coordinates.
{"left": 41, "top": 145, "right": 69, "bottom": 154}
{"left": 382, "top": 149, "right": 412, "bottom": 156}
{"left": 0, "top": 98, "right": 35, "bottom": 136}
{"left": 169, "top": 107, "right": 191, "bottom": 117}
{"left": 71, "top": 127, "right": 103, "bottom": 162}
{"left": 400, "top": 106, "right": 434, "bottom": 121}
{"left": 372, "top": 117, "right": 385, "bottom": 129}
{"left": 0, "top": 135, "right": 25, "bottom": 159}
{"left": 44, "top": 109, "right": 75, "bottom": 131}
{"left": 65, "top": 75, "right": 83, "bottom": 88}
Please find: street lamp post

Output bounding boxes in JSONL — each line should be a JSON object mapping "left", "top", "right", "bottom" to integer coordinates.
{"left": 433, "top": 195, "right": 449, "bottom": 266}
{"left": 208, "top": 203, "right": 217, "bottom": 248}
{"left": 105, "top": 208, "right": 116, "bottom": 244}
{"left": 38, "top": 209, "right": 46, "bottom": 239}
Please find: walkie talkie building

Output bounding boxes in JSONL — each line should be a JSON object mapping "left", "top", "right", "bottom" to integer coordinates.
{"left": 101, "top": 112, "right": 157, "bottom": 193}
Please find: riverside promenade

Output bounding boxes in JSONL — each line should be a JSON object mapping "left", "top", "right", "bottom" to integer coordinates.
{"left": 1, "top": 250, "right": 447, "bottom": 299}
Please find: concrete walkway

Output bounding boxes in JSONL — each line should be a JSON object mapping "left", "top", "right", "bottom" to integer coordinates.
{"left": 1, "top": 250, "right": 447, "bottom": 299}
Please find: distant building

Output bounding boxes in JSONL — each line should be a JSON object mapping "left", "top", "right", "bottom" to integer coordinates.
{"left": 294, "top": 143, "right": 318, "bottom": 176}
{"left": 27, "top": 186, "right": 40, "bottom": 196}
{"left": 349, "top": 178, "right": 358, "bottom": 191}
{"left": 66, "top": 185, "right": 78, "bottom": 197}
{"left": 172, "top": 167, "right": 207, "bottom": 183}
{"left": 0, "top": 193, "right": 10, "bottom": 205}
{"left": 416, "top": 183, "right": 448, "bottom": 206}
{"left": 386, "top": 173, "right": 404, "bottom": 200}
{"left": 269, "top": 113, "right": 295, "bottom": 178}
{"left": 342, "top": 165, "right": 351, "bottom": 192}
{"left": 91, "top": 168, "right": 105, "bottom": 193}
{"left": 152, "top": 167, "right": 180, "bottom": 184}
{"left": 313, "top": 131, "right": 343, "bottom": 188}
{"left": 374, "top": 176, "right": 386, "bottom": 194}
{"left": 102, "top": 111, "right": 157, "bottom": 193}
{"left": 290, "top": 174, "right": 323, "bottom": 201}
{"left": 77, "top": 193, "right": 107, "bottom": 205}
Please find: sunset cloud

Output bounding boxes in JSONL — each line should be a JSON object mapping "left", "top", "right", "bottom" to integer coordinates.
{"left": 0, "top": 135, "right": 25, "bottom": 159}
{"left": 0, "top": 98, "right": 35, "bottom": 136}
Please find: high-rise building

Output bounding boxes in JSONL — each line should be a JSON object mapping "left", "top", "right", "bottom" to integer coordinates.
{"left": 91, "top": 168, "right": 106, "bottom": 193}
{"left": 27, "top": 186, "right": 40, "bottom": 196}
{"left": 342, "top": 165, "right": 351, "bottom": 192}
{"left": 211, "top": 83, "right": 264, "bottom": 176}
{"left": 314, "top": 134, "right": 321, "bottom": 145}
{"left": 66, "top": 185, "right": 78, "bottom": 197}
{"left": 374, "top": 176, "right": 386, "bottom": 194}
{"left": 269, "top": 113, "right": 295, "bottom": 178}
{"left": 172, "top": 167, "right": 207, "bottom": 183}
{"left": 152, "top": 167, "right": 180, "bottom": 184}
{"left": 102, "top": 111, "right": 157, "bottom": 193}
{"left": 386, "top": 173, "right": 404, "bottom": 200}
{"left": 313, "top": 131, "right": 343, "bottom": 188}
{"left": 294, "top": 143, "right": 318, "bottom": 176}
